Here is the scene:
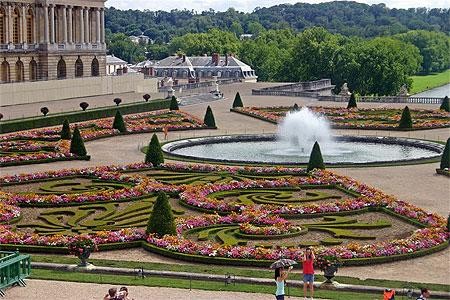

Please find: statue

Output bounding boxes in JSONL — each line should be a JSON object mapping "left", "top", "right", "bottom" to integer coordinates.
{"left": 162, "top": 77, "right": 175, "bottom": 98}
{"left": 398, "top": 84, "right": 409, "bottom": 97}
{"left": 339, "top": 82, "right": 351, "bottom": 96}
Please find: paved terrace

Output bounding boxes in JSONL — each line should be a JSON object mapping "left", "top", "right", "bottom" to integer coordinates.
{"left": 1, "top": 82, "right": 449, "bottom": 292}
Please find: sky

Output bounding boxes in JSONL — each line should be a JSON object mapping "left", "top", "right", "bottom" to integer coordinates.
{"left": 106, "top": 0, "right": 450, "bottom": 12}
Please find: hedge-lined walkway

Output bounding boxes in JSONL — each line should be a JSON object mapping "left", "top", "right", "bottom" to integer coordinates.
{"left": 1, "top": 82, "right": 449, "bottom": 286}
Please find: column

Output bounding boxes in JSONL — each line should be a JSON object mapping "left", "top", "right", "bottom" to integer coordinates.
{"left": 49, "top": 4, "right": 55, "bottom": 43}
{"left": 43, "top": 5, "right": 49, "bottom": 43}
{"left": 68, "top": 6, "right": 73, "bottom": 43}
{"left": 21, "top": 5, "right": 26, "bottom": 43}
{"left": 84, "top": 7, "right": 89, "bottom": 43}
{"left": 96, "top": 8, "right": 100, "bottom": 44}
{"left": 7, "top": 5, "right": 12, "bottom": 44}
{"left": 100, "top": 8, "right": 105, "bottom": 44}
{"left": 79, "top": 7, "right": 84, "bottom": 44}
{"left": 62, "top": 6, "right": 67, "bottom": 43}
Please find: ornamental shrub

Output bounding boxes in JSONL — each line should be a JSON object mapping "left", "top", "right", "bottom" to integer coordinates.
{"left": 70, "top": 126, "right": 87, "bottom": 156}
{"left": 398, "top": 106, "right": 413, "bottom": 129}
{"left": 60, "top": 119, "right": 71, "bottom": 140}
{"left": 143, "top": 94, "right": 151, "bottom": 102}
{"left": 292, "top": 103, "right": 300, "bottom": 111}
{"left": 232, "top": 92, "right": 243, "bottom": 108}
{"left": 40, "top": 107, "right": 49, "bottom": 116}
{"left": 79, "top": 102, "right": 89, "bottom": 111}
{"left": 203, "top": 106, "right": 216, "bottom": 127}
{"left": 146, "top": 192, "right": 176, "bottom": 236}
{"left": 447, "top": 214, "right": 450, "bottom": 232}
{"left": 112, "top": 110, "right": 127, "bottom": 133}
{"left": 440, "top": 96, "right": 449, "bottom": 112}
{"left": 347, "top": 93, "right": 357, "bottom": 109}
{"left": 170, "top": 96, "right": 179, "bottom": 110}
{"left": 145, "top": 133, "right": 164, "bottom": 166}
{"left": 0, "top": 113, "right": 3, "bottom": 120}
{"left": 307, "top": 141, "right": 325, "bottom": 172}
{"left": 113, "top": 98, "right": 122, "bottom": 106}
{"left": 440, "top": 138, "right": 450, "bottom": 170}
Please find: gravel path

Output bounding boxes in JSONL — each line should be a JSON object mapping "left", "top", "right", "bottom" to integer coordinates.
{"left": 2, "top": 82, "right": 449, "bottom": 294}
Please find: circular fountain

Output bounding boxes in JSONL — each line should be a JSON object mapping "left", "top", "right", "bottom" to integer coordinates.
{"left": 162, "top": 107, "right": 444, "bottom": 166}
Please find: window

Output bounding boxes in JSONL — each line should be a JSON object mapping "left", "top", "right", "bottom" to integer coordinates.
{"left": 1, "top": 60, "right": 10, "bottom": 82}
{"left": 29, "top": 59, "right": 37, "bottom": 81}
{"left": 15, "top": 59, "right": 24, "bottom": 81}
{"left": 91, "top": 57, "right": 99, "bottom": 76}
{"left": 0, "top": 8, "right": 5, "bottom": 44}
{"left": 12, "top": 8, "right": 20, "bottom": 44}
{"left": 57, "top": 58, "right": 66, "bottom": 79}
{"left": 26, "top": 9, "right": 33, "bottom": 44}
{"left": 75, "top": 57, "right": 83, "bottom": 77}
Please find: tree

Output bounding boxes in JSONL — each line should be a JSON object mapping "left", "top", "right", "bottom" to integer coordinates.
{"left": 146, "top": 192, "right": 176, "bottom": 236}
{"left": 70, "top": 126, "right": 87, "bottom": 156}
{"left": 347, "top": 93, "right": 357, "bottom": 109}
{"left": 440, "top": 138, "right": 449, "bottom": 170}
{"left": 145, "top": 134, "right": 164, "bottom": 166}
{"left": 203, "top": 106, "right": 216, "bottom": 128}
{"left": 112, "top": 110, "right": 127, "bottom": 133}
{"left": 232, "top": 92, "right": 243, "bottom": 108}
{"left": 440, "top": 96, "right": 449, "bottom": 112}
{"left": 307, "top": 141, "right": 325, "bottom": 172}
{"left": 170, "top": 96, "right": 179, "bottom": 110}
{"left": 60, "top": 119, "right": 71, "bottom": 140}
{"left": 399, "top": 106, "right": 413, "bottom": 129}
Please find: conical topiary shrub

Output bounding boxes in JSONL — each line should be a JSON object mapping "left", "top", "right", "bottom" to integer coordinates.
{"left": 232, "top": 92, "right": 243, "bottom": 108}
{"left": 145, "top": 134, "right": 164, "bottom": 166}
{"left": 398, "top": 106, "right": 413, "bottom": 129}
{"left": 347, "top": 93, "right": 357, "bottom": 109}
{"left": 60, "top": 119, "right": 71, "bottom": 140}
{"left": 203, "top": 106, "right": 216, "bottom": 128}
{"left": 307, "top": 141, "right": 325, "bottom": 172}
{"left": 291, "top": 103, "right": 300, "bottom": 112}
{"left": 440, "top": 138, "right": 449, "bottom": 170}
{"left": 170, "top": 96, "right": 179, "bottom": 110}
{"left": 112, "top": 110, "right": 127, "bottom": 133}
{"left": 146, "top": 192, "right": 176, "bottom": 236}
{"left": 440, "top": 96, "right": 449, "bottom": 112}
{"left": 70, "top": 126, "right": 87, "bottom": 156}
{"left": 447, "top": 214, "right": 450, "bottom": 232}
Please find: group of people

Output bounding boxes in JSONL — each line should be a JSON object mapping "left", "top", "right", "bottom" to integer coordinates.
{"left": 103, "top": 286, "right": 133, "bottom": 300}
{"left": 274, "top": 248, "right": 433, "bottom": 300}
{"left": 275, "top": 247, "right": 315, "bottom": 300}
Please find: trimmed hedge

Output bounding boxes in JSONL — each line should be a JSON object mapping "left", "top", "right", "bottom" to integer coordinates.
{"left": 0, "top": 99, "right": 170, "bottom": 134}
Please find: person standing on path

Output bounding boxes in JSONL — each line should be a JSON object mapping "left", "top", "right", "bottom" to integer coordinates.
{"left": 302, "top": 247, "right": 315, "bottom": 300}
{"left": 416, "top": 288, "right": 431, "bottom": 300}
{"left": 275, "top": 266, "right": 292, "bottom": 300}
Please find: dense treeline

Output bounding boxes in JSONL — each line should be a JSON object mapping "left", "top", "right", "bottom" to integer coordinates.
{"left": 105, "top": 2, "right": 449, "bottom": 41}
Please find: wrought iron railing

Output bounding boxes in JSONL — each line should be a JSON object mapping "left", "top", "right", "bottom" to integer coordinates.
{"left": 0, "top": 251, "right": 31, "bottom": 297}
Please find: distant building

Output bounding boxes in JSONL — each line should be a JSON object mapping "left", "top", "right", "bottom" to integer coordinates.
{"left": 129, "top": 34, "right": 152, "bottom": 45}
{"left": 133, "top": 53, "right": 257, "bottom": 82}
{"left": 239, "top": 34, "right": 254, "bottom": 40}
{"left": 106, "top": 55, "right": 128, "bottom": 75}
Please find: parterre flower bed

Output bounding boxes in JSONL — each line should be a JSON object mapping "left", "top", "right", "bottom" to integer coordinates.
{"left": 0, "top": 163, "right": 448, "bottom": 266}
{"left": 232, "top": 106, "right": 450, "bottom": 130}
{"left": 0, "top": 110, "right": 209, "bottom": 167}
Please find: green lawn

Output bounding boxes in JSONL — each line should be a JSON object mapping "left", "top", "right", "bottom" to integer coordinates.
{"left": 410, "top": 69, "right": 450, "bottom": 94}
{"left": 30, "top": 255, "right": 450, "bottom": 292}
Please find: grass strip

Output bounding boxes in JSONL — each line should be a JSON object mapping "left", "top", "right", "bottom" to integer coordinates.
{"left": 410, "top": 69, "right": 450, "bottom": 95}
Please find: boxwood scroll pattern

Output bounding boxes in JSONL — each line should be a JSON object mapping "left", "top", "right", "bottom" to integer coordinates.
{"left": 0, "top": 163, "right": 448, "bottom": 266}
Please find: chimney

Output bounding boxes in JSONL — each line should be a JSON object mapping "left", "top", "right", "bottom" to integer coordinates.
{"left": 225, "top": 54, "right": 229, "bottom": 66}
{"left": 212, "top": 53, "right": 219, "bottom": 66}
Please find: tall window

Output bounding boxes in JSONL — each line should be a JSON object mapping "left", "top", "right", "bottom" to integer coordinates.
{"left": 29, "top": 59, "right": 37, "bottom": 81}
{"left": 12, "top": 8, "right": 20, "bottom": 44}
{"left": 26, "top": 9, "right": 34, "bottom": 44}
{"left": 15, "top": 59, "right": 24, "bottom": 82}
{"left": 91, "top": 57, "right": 99, "bottom": 76}
{"left": 1, "top": 60, "right": 10, "bottom": 82}
{"left": 0, "top": 8, "right": 5, "bottom": 44}
{"left": 75, "top": 57, "right": 83, "bottom": 77}
{"left": 57, "top": 57, "right": 66, "bottom": 79}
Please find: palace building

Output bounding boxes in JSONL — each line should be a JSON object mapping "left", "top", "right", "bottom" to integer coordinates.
{"left": 0, "top": 0, "right": 106, "bottom": 83}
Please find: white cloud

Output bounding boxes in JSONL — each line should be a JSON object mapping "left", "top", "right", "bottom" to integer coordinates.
{"left": 106, "top": 0, "right": 450, "bottom": 11}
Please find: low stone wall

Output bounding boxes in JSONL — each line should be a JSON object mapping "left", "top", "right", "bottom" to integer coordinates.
{"left": 0, "top": 74, "right": 158, "bottom": 106}
{"left": 318, "top": 95, "right": 444, "bottom": 104}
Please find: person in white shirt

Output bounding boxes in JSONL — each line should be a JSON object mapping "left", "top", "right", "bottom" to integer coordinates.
{"left": 416, "top": 288, "right": 431, "bottom": 300}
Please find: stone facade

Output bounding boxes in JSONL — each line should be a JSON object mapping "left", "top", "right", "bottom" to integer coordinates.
{"left": 0, "top": 0, "right": 106, "bottom": 83}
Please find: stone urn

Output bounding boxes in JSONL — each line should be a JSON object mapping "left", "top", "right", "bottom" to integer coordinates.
{"left": 77, "top": 247, "right": 92, "bottom": 267}
{"left": 323, "top": 264, "right": 339, "bottom": 283}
